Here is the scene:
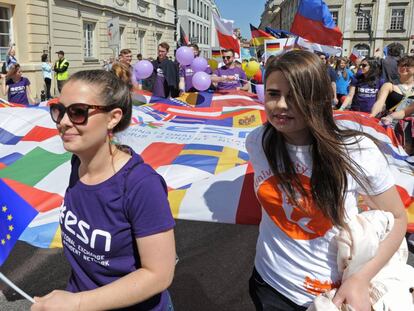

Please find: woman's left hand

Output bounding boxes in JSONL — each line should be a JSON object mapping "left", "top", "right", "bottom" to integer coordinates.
{"left": 31, "top": 290, "right": 81, "bottom": 311}
{"left": 332, "top": 275, "right": 371, "bottom": 311}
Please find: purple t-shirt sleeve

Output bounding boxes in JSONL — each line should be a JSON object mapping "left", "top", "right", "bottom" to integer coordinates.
{"left": 125, "top": 173, "right": 175, "bottom": 238}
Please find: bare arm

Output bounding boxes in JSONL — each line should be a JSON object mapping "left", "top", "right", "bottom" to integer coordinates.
{"left": 32, "top": 229, "right": 176, "bottom": 311}
{"left": 26, "top": 85, "right": 35, "bottom": 105}
{"left": 339, "top": 86, "right": 355, "bottom": 110}
{"left": 370, "top": 82, "right": 393, "bottom": 117}
{"left": 178, "top": 76, "right": 185, "bottom": 93}
{"left": 331, "top": 82, "right": 338, "bottom": 106}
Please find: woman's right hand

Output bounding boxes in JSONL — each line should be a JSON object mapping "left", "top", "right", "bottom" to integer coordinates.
{"left": 381, "top": 115, "right": 393, "bottom": 126}
{"left": 31, "top": 290, "right": 82, "bottom": 311}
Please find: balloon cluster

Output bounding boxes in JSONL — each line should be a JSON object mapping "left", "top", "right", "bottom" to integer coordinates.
{"left": 176, "top": 46, "right": 211, "bottom": 91}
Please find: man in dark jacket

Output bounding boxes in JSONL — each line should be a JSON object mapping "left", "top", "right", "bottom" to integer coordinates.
{"left": 148, "top": 42, "right": 179, "bottom": 98}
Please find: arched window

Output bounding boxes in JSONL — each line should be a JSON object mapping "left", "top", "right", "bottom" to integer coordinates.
{"left": 354, "top": 43, "right": 370, "bottom": 57}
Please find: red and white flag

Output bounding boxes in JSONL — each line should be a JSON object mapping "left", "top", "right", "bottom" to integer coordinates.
{"left": 212, "top": 13, "right": 240, "bottom": 56}
{"left": 349, "top": 48, "right": 362, "bottom": 64}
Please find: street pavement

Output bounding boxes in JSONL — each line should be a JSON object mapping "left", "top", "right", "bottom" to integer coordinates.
{"left": 0, "top": 221, "right": 413, "bottom": 311}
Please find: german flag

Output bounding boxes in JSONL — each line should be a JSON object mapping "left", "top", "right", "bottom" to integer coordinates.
{"left": 211, "top": 49, "right": 222, "bottom": 61}
{"left": 266, "top": 42, "right": 280, "bottom": 52}
{"left": 250, "top": 24, "right": 275, "bottom": 46}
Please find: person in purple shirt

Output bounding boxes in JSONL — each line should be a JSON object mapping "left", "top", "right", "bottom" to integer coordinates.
{"left": 211, "top": 49, "right": 249, "bottom": 91}
{"left": 3, "top": 63, "right": 34, "bottom": 105}
{"left": 340, "top": 57, "right": 384, "bottom": 113}
{"left": 178, "top": 43, "right": 212, "bottom": 93}
{"left": 32, "top": 68, "right": 176, "bottom": 311}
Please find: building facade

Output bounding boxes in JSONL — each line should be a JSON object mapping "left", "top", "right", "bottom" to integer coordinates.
{"left": 176, "top": 0, "right": 217, "bottom": 58}
{"left": 1, "top": 0, "right": 176, "bottom": 99}
{"left": 259, "top": 0, "right": 414, "bottom": 57}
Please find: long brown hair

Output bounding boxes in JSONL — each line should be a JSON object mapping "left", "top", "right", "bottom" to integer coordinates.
{"left": 335, "top": 57, "right": 349, "bottom": 80}
{"left": 6, "top": 63, "right": 20, "bottom": 79}
{"left": 262, "top": 50, "right": 375, "bottom": 227}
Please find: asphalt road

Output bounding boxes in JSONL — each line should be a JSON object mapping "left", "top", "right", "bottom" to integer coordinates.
{"left": 0, "top": 221, "right": 413, "bottom": 311}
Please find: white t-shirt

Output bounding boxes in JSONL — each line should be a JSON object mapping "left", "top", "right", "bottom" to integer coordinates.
{"left": 246, "top": 126, "right": 395, "bottom": 307}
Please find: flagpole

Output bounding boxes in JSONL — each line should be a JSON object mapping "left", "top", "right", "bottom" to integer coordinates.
{"left": 0, "top": 272, "right": 35, "bottom": 303}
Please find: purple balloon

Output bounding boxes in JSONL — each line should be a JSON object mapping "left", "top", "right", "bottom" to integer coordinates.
{"left": 191, "top": 57, "right": 208, "bottom": 72}
{"left": 176, "top": 46, "right": 194, "bottom": 65}
{"left": 192, "top": 72, "right": 211, "bottom": 91}
{"left": 134, "top": 60, "right": 153, "bottom": 79}
{"left": 255, "top": 84, "right": 265, "bottom": 103}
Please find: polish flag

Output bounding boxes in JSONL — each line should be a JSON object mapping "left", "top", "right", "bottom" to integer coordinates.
{"left": 349, "top": 48, "right": 362, "bottom": 64}
{"left": 212, "top": 13, "right": 240, "bottom": 56}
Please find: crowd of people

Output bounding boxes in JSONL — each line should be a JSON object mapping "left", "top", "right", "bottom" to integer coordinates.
{"left": 21, "top": 43, "right": 413, "bottom": 311}
{"left": 1, "top": 40, "right": 413, "bottom": 311}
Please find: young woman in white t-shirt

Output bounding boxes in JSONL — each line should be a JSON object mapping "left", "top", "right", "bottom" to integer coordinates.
{"left": 246, "top": 50, "right": 407, "bottom": 311}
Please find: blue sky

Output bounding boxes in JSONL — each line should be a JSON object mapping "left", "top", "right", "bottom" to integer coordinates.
{"left": 215, "top": 0, "right": 266, "bottom": 39}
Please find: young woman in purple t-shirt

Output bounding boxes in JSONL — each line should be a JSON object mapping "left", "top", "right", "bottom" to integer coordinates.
{"left": 3, "top": 63, "right": 34, "bottom": 105}
{"left": 339, "top": 57, "right": 384, "bottom": 113}
{"left": 31, "top": 69, "right": 176, "bottom": 311}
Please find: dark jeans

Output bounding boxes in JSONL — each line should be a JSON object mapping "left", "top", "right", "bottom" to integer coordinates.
{"left": 249, "top": 268, "right": 307, "bottom": 311}
{"left": 44, "top": 78, "right": 51, "bottom": 99}
{"left": 57, "top": 79, "right": 66, "bottom": 93}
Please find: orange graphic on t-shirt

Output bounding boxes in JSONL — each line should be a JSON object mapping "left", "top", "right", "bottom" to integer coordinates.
{"left": 303, "top": 276, "right": 340, "bottom": 295}
{"left": 257, "top": 174, "right": 333, "bottom": 240}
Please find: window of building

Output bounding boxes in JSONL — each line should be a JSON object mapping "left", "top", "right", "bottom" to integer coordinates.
{"left": 188, "top": 0, "right": 191, "bottom": 11}
{"left": 120, "top": 26, "right": 126, "bottom": 49}
{"left": 188, "top": 20, "right": 192, "bottom": 37}
{"left": 197, "top": 0, "right": 200, "bottom": 16}
{"left": 206, "top": 26, "right": 209, "bottom": 44}
{"left": 0, "top": 6, "right": 12, "bottom": 62}
{"left": 207, "top": 7, "right": 209, "bottom": 20}
{"left": 356, "top": 10, "right": 370, "bottom": 31}
{"left": 354, "top": 43, "right": 370, "bottom": 57}
{"left": 83, "top": 21, "right": 95, "bottom": 59}
{"left": 331, "top": 11, "right": 338, "bottom": 26}
{"left": 192, "top": 21, "right": 195, "bottom": 39}
{"left": 138, "top": 30, "right": 145, "bottom": 55}
{"left": 390, "top": 9, "right": 404, "bottom": 30}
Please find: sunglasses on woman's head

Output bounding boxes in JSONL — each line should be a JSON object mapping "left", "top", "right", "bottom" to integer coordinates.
{"left": 359, "top": 63, "right": 369, "bottom": 68}
{"left": 222, "top": 56, "right": 232, "bottom": 60}
{"left": 50, "top": 103, "right": 116, "bottom": 125}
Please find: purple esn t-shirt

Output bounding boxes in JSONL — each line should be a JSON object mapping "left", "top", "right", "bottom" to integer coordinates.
{"left": 60, "top": 150, "right": 175, "bottom": 311}
{"left": 179, "top": 61, "right": 213, "bottom": 91}
{"left": 213, "top": 66, "right": 247, "bottom": 90}
{"left": 6, "top": 77, "right": 30, "bottom": 105}
{"left": 350, "top": 75, "right": 384, "bottom": 113}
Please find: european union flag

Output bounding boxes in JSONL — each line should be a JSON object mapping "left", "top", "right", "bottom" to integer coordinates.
{"left": 0, "top": 179, "right": 38, "bottom": 265}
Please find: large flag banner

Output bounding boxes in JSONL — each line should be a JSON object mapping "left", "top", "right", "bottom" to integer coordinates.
{"left": 250, "top": 24, "right": 276, "bottom": 46}
{"left": 291, "top": 0, "right": 343, "bottom": 47}
{"left": 212, "top": 13, "right": 240, "bottom": 56}
{"left": 0, "top": 93, "right": 413, "bottom": 255}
